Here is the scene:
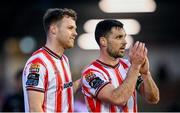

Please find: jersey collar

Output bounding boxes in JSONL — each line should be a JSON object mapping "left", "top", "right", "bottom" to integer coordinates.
{"left": 96, "top": 59, "right": 120, "bottom": 68}
{"left": 42, "top": 46, "right": 62, "bottom": 59}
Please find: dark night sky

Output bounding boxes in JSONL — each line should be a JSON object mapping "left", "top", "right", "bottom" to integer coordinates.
{"left": 0, "top": 0, "right": 179, "bottom": 50}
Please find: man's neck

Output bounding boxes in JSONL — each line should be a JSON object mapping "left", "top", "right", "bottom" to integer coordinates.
{"left": 45, "top": 39, "right": 64, "bottom": 56}
{"left": 98, "top": 50, "right": 119, "bottom": 67}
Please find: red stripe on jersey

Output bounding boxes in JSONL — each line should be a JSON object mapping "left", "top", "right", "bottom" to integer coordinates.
{"left": 62, "top": 55, "right": 68, "bottom": 64}
{"left": 114, "top": 68, "right": 123, "bottom": 85}
{"left": 43, "top": 68, "right": 48, "bottom": 112}
{"left": 61, "top": 59, "right": 73, "bottom": 112}
{"left": 123, "top": 105, "right": 129, "bottom": 113}
{"left": 95, "top": 100, "right": 101, "bottom": 112}
{"left": 92, "top": 61, "right": 111, "bottom": 82}
{"left": 85, "top": 96, "right": 95, "bottom": 112}
{"left": 82, "top": 84, "right": 90, "bottom": 96}
{"left": 119, "top": 59, "right": 128, "bottom": 69}
{"left": 110, "top": 105, "right": 116, "bottom": 112}
{"left": 27, "top": 57, "right": 46, "bottom": 68}
{"left": 41, "top": 50, "right": 62, "bottom": 112}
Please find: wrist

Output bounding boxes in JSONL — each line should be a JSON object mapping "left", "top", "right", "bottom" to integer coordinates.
{"left": 131, "top": 63, "right": 141, "bottom": 70}
{"left": 141, "top": 71, "right": 151, "bottom": 79}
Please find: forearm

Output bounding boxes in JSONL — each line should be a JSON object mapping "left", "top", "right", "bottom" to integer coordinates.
{"left": 27, "top": 90, "right": 44, "bottom": 112}
{"left": 28, "top": 99, "right": 44, "bottom": 112}
{"left": 112, "top": 64, "right": 140, "bottom": 105}
{"left": 73, "top": 79, "right": 81, "bottom": 94}
{"left": 141, "top": 72, "right": 159, "bottom": 104}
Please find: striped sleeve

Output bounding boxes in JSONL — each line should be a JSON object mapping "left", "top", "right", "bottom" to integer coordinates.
{"left": 23, "top": 59, "right": 47, "bottom": 92}
{"left": 82, "top": 69, "right": 110, "bottom": 97}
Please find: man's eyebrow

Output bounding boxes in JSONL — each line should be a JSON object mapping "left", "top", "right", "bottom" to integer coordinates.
{"left": 68, "top": 25, "right": 77, "bottom": 29}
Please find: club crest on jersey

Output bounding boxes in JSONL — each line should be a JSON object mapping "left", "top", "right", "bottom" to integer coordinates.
{"left": 89, "top": 77, "right": 104, "bottom": 89}
{"left": 29, "top": 63, "right": 40, "bottom": 73}
{"left": 85, "top": 72, "right": 96, "bottom": 82}
{"left": 26, "top": 73, "right": 40, "bottom": 86}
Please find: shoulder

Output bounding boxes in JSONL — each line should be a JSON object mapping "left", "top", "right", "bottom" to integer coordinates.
{"left": 25, "top": 48, "right": 47, "bottom": 66}
{"left": 119, "top": 58, "right": 131, "bottom": 68}
{"left": 81, "top": 61, "right": 107, "bottom": 80}
{"left": 81, "top": 60, "right": 97, "bottom": 75}
{"left": 23, "top": 49, "right": 47, "bottom": 74}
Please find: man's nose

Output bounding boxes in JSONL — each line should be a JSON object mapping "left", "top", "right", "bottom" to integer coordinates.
{"left": 73, "top": 31, "right": 78, "bottom": 37}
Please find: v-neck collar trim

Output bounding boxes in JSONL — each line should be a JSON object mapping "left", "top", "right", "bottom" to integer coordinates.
{"left": 96, "top": 59, "right": 119, "bottom": 68}
{"left": 42, "top": 46, "right": 62, "bottom": 59}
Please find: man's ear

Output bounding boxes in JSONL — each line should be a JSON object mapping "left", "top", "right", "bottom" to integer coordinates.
{"left": 49, "top": 24, "right": 57, "bottom": 35}
{"left": 100, "top": 37, "right": 107, "bottom": 47}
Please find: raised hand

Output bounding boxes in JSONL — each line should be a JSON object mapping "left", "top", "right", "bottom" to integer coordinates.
{"left": 139, "top": 56, "right": 150, "bottom": 76}
{"left": 128, "top": 41, "right": 146, "bottom": 69}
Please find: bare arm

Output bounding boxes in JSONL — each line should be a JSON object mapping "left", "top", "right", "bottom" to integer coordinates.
{"left": 139, "top": 72, "right": 159, "bottom": 104}
{"left": 97, "top": 41, "right": 146, "bottom": 106}
{"left": 139, "top": 57, "right": 160, "bottom": 104}
{"left": 73, "top": 78, "right": 81, "bottom": 94}
{"left": 27, "top": 90, "right": 44, "bottom": 112}
{"left": 97, "top": 64, "right": 140, "bottom": 106}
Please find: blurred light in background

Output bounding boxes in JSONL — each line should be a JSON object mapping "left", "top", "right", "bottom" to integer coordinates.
{"left": 125, "top": 35, "right": 134, "bottom": 49}
{"left": 84, "top": 19, "right": 141, "bottom": 35}
{"left": 19, "top": 36, "right": 37, "bottom": 54}
{"left": 78, "top": 33, "right": 134, "bottom": 50}
{"left": 99, "top": 0, "right": 156, "bottom": 13}
{"left": 3, "top": 38, "right": 20, "bottom": 55}
{"left": 78, "top": 33, "right": 99, "bottom": 50}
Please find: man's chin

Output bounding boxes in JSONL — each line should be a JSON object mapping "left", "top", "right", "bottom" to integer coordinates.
{"left": 66, "top": 44, "right": 74, "bottom": 49}
{"left": 118, "top": 53, "right": 125, "bottom": 58}
{"left": 112, "top": 54, "right": 124, "bottom": 59}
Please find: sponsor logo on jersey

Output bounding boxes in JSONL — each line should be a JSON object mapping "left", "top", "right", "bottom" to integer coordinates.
{"left": 89, "top": 77, "right": 104, "bottom": 89}
{"left": 85, "top": 72, "right": 96, "bottom": 82}
{"left": 26, "top": 73, "right": 40, "bottom": 86}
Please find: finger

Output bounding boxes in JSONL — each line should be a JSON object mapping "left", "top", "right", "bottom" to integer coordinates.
{"left": 129, "top": 44, "right": 133, "bottom": 50}
{"left": 133, "top": 41, "right": 139, "bottom": 51}
{"left": 141, "top": 43, "right": 145, "bottom": 55}
{"left": 136, "top": 42, "right": 143, "bottom": 53}
{"left": 128, "top": 45, "right": 133, "bottom": 56}
{"left": 144, "top": 47, "right": 148, "bottom": 56}
{"left": 140, "top": 43, "right": 145, "bottom": 53}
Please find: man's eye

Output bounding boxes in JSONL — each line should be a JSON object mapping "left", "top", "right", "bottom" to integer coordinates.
{"left": 68, "top": 27, "right": 73, "bottom": 29}
{"left": 116, "top": 36, "right": 123, "bottom": 39}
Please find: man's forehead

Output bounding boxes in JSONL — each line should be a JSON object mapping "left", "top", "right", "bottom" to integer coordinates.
{"left": 62, "top": 16, "right": 75, "bottom": 23}
{"left": 111, "top": 27, "right": 125, "bottom": 34}
{"left": 60, "top": 16, "right": 76, "bottom": 27}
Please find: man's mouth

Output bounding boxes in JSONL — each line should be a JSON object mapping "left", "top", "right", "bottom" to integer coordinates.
{"left": 120, "top": 46, "right": 126, "bottom": 50}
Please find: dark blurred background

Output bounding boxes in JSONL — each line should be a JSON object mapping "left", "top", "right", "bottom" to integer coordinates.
{"left": 0, "top": 0, "right": 180, "bottom": 112}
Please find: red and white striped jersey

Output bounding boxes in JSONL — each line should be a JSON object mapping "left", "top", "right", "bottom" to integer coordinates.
{"left": 81, "top": 59, "right": 140, "bottom": 113}
{"left": 22, "top": 46, "right": 73, "bottom": 112}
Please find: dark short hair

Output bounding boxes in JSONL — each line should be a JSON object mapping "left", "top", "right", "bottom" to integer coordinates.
{"left": 95, "top": 19, "right": 124, "bottom": 46}
{"left": 43, "top": 8, "right": 77, "bottom": 34}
